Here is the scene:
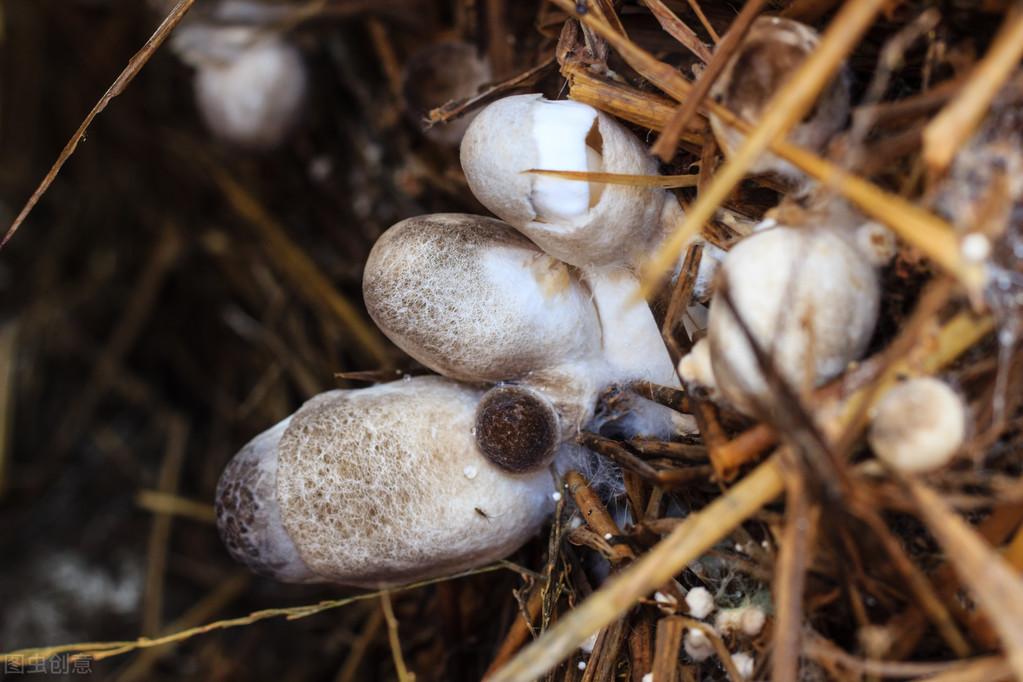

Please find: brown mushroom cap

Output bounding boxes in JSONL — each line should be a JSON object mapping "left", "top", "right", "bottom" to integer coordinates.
{"left": 475, "top": 385, "right": 561, "bottom": 473}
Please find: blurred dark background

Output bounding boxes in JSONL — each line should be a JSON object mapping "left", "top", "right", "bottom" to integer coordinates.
{"left": 0, "top": 1, "right": 560, "bottom": 679}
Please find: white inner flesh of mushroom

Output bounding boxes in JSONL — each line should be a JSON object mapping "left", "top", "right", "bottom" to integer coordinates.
{"left": 530, "top": 100, "right": 604, "bottom": 225}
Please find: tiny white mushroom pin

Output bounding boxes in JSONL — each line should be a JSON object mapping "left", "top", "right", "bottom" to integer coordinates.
{"left": 708, "top": 16, "right": 850, "bottom": 187}
{"left": 216, "top": 376, "right": 554, "bottom": 586}
{"left": 868, "top": 377, "right": 967, "bottom": 473}
{"left": 692, "top": 224, "right": 879, "bottom": 416}
{"left": 171, "top": 24, "right": 307, "bottom": 149}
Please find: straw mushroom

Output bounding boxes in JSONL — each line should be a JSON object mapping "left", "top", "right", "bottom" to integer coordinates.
{"left": 364, "top": 213, "right": 685, "bottom": 470}
{"left": 216, "top": 376, "right": 555, "bottom": 586}
{"left": 460, "top": 94, "right": 669, "bottom": 269}
{"left": 708, "top": 16, "right": 850, "bottom": 187}
{"left": 172, "top": 24, "right": 307, "bottom": 149}
{"left": 868, "top": 377, "right": 967, "bottom": 473}
{"left": 691, "top": 225, "right": 879, "bottom": 416}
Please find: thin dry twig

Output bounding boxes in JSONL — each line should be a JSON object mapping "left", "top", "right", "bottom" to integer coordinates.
{"left": 650, "top": 0, "right": 769, "bottom": 161}
{"left": 0, "top": 564, "right": 511, "bottom": 665}
{"left": 381, "top": 591, "right": 416, "bottom": 682}
{"left": 641, "top": 0, "right": 888, "bottom": 288}
{"left": 771, "top": 455, "right": 817, "bottom": 682}
{"left": 639, "top": 0, "right": 712, "bottom": 63}
{"left": 0, "top": 0, "right": 197, "bottom": 249}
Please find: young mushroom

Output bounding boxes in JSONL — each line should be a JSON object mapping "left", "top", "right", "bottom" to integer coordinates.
{"left": 459, "top": 93, "right": 668, "bottom": 270}
{"left": 363, "top": 213, "right": 684, "bottom": 471}
{"left": 867, "top": 377, "right": 967, "bottom": 473}
{"left": 171, "top": 23, "right": 307, "bottom": 149}
{"left": 708, "top": 16, "right": 850, "bottom": 188}
{"left": 684, "top": 224, "right": 879, "bottom": 416}
{"left": 216, "top": 376, "right": 555, "bottom": 586}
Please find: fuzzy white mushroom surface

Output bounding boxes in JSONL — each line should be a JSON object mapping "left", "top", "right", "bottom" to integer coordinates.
{"left": 216, "top": 377, "right": 555, "bottom": 587}
{"left": 708, "top": 17, "right": 849, "bottom": 186}
{"left": 868, "top": 377, "right": 967, "bottom": 473}
{"left": 677, "top": 337, "right": 717, "bottom": 397}
{"left": 177, "top": 26, "right": 307, "bottom": 149}
{"left": 683, "top": 628, "right": 715, "bottom": 661}
{"left": 460, "top": 94, "right": 666, "bottom": 268}
{"left": 685, "top": 586, "right": 715, "bottom": 620}
{"left": 364, "top": 213, "right": 682, "bottom": 455}
{"left": 706, "top": 225, "right": 879, "bottom": 415}
{"left": 364, "top": 213, "right": 603, "bottom": 384}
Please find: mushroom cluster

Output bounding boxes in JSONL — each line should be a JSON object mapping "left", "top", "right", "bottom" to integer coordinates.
{"left": 216, "top": 93, "right": 691, "bottom": 587}
{"left": 214, "top": 14, "right": 981, "bottom": 590}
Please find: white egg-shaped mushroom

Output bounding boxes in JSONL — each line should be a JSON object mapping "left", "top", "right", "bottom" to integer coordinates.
{"left": 868, "top": 377, "right": 967, "bottom": 473}
{"left": 708, "top": 16, "right": 850, "bottom": 186}
{"left": 460, "top": 94, "right": 667, "bottom": 268}
{"left": 173, "top": 24, "right": 307, "bottom": 149}
{"left": 363, "top": 213, "right": 603, "bottom": 384}
{"left": 216, "top": 377, "right": 555, "bottom": 586}
{"left": 705, "top": 225, "right": 879, "bottom": 416}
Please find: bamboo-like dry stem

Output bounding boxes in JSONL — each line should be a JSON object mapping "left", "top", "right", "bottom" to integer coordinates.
{"left": 650, "top": 0, "right": 769, "bottom": 161}
{"left": 906, "top": 480, "right": 1023, "bottom": 680}
{"left": 557, "top": 3, "right": 987, "bottom": 295}
{"left": 487, "top": 458, "right": 786, "bottom": 682}
{"left": 922, "top": 6, "right": 1023, "bottom": 173}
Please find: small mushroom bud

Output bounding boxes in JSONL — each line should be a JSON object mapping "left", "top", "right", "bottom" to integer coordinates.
{"left": 172, "top": 24, "right": 307, "bottom": 149}
{"left": 683, "top": 628, "right": 715, "bottom": 661}
{"left": 716, "top": 606, "right": 767, "bottom": 637}
{"left": 732, "top": 652, "right": 756, "bottom": 680}
{"left": 868, "top": 377, "right": 967, "bottom": 473}
{"left": 475, "top": 385, "right": 560, "bottom": 472}
{"left": 704, "top": 225, "right": 879, "bottom": 415}
{"left": 708, "top": 16, "right": 850, "bottom": 186}
{"left": 854, "top": 221, "right": 898, "bottom": 266}
{"left": 216, "top": 377, "right": 555, "bottom": 586}
{"left": 685, "top": 586, "right": 716, "bottom": 620}
{"left": 460, "top": 94, "right": 667, "bottom": 268}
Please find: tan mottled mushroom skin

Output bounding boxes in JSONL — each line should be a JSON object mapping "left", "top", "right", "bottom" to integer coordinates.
{"left": 708, "top": 17, "right": 849, "bottom": 183}
{"left": 364, "top": 213, "right": 602, "bottom": 383}
{"left": 460, "top": 94, "right": 666, "bottom": 268}
{"left": 276, "top": 377, "right": 555, "bottom": 587}
{"left": 708, "top": 226, "right": 878, "bottom": 416}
